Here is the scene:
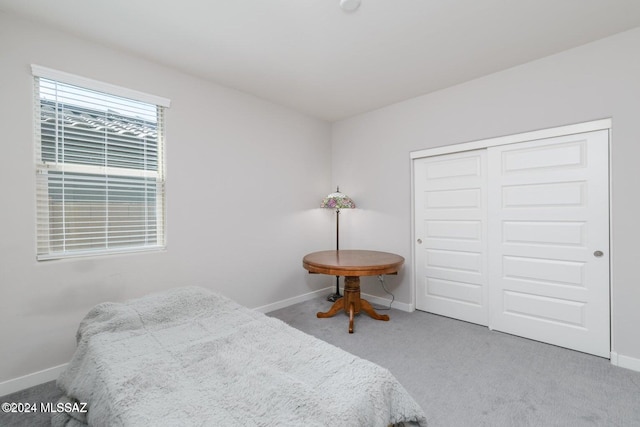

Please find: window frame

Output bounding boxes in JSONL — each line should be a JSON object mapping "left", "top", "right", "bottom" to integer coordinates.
{"left": 32, "top": 65, "right": 170, "bottom": 261}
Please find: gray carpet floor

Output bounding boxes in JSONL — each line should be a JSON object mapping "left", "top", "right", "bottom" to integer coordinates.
{"left": 2, "top": 296, "right": 639, "bottom": 426}
{"left": 270, "top": 297, "right": 640, "bottom": 426}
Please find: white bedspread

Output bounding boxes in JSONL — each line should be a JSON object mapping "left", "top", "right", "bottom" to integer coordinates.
{"left": 53, "top": 286, "right": 427, "bottom": 426}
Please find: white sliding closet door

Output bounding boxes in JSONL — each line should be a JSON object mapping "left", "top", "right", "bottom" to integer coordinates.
{"left": 414, "top": 150, "right": 489, "bottom": 326}
{"left": 487, "top": 130, "right": 610, "bottom": 358}
{"left": 413, "top": 127, "right": 610, "bottom": 358}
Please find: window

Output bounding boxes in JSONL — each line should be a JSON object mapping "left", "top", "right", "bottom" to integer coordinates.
{"left": 33, "top": 66, "right": 170, "bottom": 260}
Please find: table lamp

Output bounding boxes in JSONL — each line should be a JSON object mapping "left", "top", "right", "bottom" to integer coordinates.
{"left": 321, "top": 186, "right": 356, "bottom": 302}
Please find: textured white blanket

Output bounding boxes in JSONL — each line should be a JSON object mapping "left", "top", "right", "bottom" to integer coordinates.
{"left": 53, "top": 287, "right": 427, "bottom": 426}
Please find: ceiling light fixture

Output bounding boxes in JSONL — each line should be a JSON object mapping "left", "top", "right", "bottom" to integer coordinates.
{"left": 340, "top": 0, "right": 361, "bottom": 12}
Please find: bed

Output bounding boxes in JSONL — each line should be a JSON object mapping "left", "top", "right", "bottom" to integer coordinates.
{"left": 52, "top": 286, "right": 427, "bottom": 426}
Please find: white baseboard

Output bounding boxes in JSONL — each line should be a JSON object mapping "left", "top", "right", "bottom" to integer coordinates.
{"left": 0, "top": 363, "right": 67, "bottom": 397}
{"left": 361, "top": 291, "right": 414, "bottom": 313}
{"left": 256, "top": 287, "right": 415, "bottom": 314}
{"left": 610, "top": 352, "right": 640, "bottom": 373}
{"left": 254, "top": 287, "right": 334, "bottom": 313}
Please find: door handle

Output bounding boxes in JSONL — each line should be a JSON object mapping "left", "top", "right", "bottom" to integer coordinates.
{"left": 593, "top": 250, "right": 604, "bottom": 257}
{"left": 417, "top": 239, "right": 423, "bottom": 244}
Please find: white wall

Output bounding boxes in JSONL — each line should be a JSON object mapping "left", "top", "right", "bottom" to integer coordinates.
{"left": 0, "top": 11, "right": 333, "bottom": 386}
{"left": 332, "top": 27, "right": 640, "bottom": 366}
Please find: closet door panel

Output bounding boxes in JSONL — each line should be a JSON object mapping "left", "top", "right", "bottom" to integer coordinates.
{"left": 488, "top": 130, "right": 610, "bottom": 358}
{"left": 414, "top": 150, "right": 489, "bottom": 326}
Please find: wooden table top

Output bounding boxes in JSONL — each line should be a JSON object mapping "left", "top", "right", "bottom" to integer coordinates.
{"left": 303, "top": 250, "right": 404, "bottom": 277}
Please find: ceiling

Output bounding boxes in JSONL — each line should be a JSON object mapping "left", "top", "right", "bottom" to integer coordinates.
{"left": 2, "top": 0, "right": 640, "bottom": 122}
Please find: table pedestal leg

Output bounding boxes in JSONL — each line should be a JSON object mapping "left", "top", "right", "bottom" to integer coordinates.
{"left": 316, "top": 276, "right": 390, "bottom": 333}
{"left": 317, "top": 298, "right": 344, "bottom": 318}
{"left": 348, "top": 301, "right": 355, "bottom": 333}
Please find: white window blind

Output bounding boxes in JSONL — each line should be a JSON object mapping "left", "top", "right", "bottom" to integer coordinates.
{"left": 33, "top": 67, "right": 169, "bottom": 260}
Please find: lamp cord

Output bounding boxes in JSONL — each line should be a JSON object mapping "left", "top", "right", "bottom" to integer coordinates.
{"left": 373, "top": 275, "right": 395, "bottom": 311}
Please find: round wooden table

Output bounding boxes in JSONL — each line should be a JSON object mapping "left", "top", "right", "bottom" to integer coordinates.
{"left": 303, "top": 250, "right": 405, "bottom": 333}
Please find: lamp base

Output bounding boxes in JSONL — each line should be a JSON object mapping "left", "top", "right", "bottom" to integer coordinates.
{"left": 327, "top": 292, "right": 343, "bottom": 302}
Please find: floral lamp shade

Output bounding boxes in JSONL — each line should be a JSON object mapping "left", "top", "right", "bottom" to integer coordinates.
{"left": 321, "top": 187, "right": 356, "bottom": 210}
